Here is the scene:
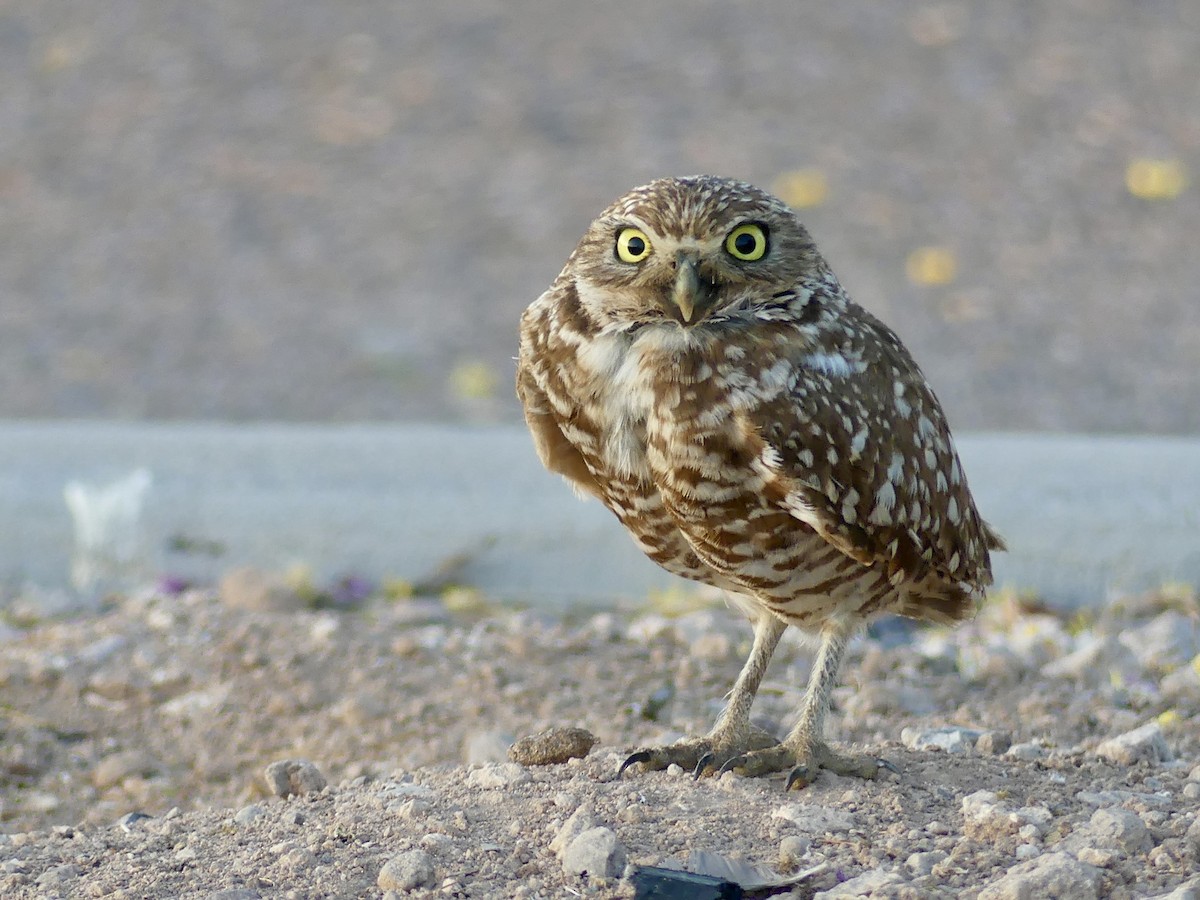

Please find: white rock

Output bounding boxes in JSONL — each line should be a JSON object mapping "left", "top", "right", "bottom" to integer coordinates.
{"left": 962, "top": 791, "right": 1014, "bottom": 839}
{"left": 378, "top": 850, "right": 436, "bottom": 891}
{"left": 1043, "top": 635, "right": 1139, "bottom": 681}
{"left": 977, "top": 851, "right": 1100, "bottom": 900}
{"left": 465, "top": 762, "right": 531, "bottom": 790}
{"left": 1006, "top": 741, "right": 1045, "bottom": 761}
{"left": 550, "top": 804, "right": 597, "bottom": 858}
{"left": 1085, "top": 807, "right": 1153, "bottom": 854}
{"left": 814, "top": 867, "right": 906, "bottom": 898}
{"left": 772, "top": 803, "right": 856, "bottom": 834}
{"left": 562, "top": 827, "right": 626, "bottom": 880}
{"left": 1119, "top": 612, "right": 1200, "bottom": 671}
{"left": 419, "top": 833, "right": 453, "bottom": 852}
{"left": 901, "top": 725, "right": 981, "bottom": 753}
{"left": 1095, "top": 722, "right": 1171, "bottom": 766}
{"left": 779, "top": 835, "right": 811, "bottom": 867}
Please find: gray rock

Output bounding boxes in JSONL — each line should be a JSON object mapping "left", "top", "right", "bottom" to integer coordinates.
{"left": 1085, "top": 807, "right": 1153, "bottom": 854}
{"left": 234, "top": 804, "right": 266, "bottom": 825}
{"left": 901, "top": 725, "right": 981, "bottom": 754}
{"left": 975, "top": 731, "right": 1013, "bottom": 755}
{"left": 378, "top": 850, "right": 437, "bottom": 892}
{"left": 772, "top": 803, "right": 856, "bottom": 834}
{"left": 1185, "top": 816, "right": 1200, "bottom": 854}
{"left": 1145, "top": 878, "right": 1200, "bottom": 900}
{"left": 562, "top": 827, "right": 626, "bottom": 880}
{"left": 206, "top": 891, "right": 261, "bottom": 900}
{"left": 465, "top": 762, "right": 531, "bottom": 789}
{"left": 263, "top": 759, "right": 327, "bottom": 797}
{"left": 977, "top": 851, "right": 1100, "bottom": 900}
{"left": 1095, "top": 722, "right": 1171, "bottom": 766}
{"left": 906, "top": 850, "right": 947, "bottom": 876}
{"left": 36, "top": 864, "right": 82, "bottom": 886}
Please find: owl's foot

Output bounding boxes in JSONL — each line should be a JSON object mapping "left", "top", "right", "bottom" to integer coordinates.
{"left": 717, "top": 740, "right": 897, "bottom": 790}
{"left": 618, "top": 728, "right": 779, "bottom": 780}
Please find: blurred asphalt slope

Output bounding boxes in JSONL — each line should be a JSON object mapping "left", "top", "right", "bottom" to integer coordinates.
{"left": 3, "top": 423, "right": 1198, "bottom": 609}
{"left": 1, "top": 1, "right": 1197, "bottom": 431}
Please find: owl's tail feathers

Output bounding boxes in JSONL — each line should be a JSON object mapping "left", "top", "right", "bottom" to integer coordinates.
{"left": 983, "top": 520, "right": 1007, "bottom": 553}
{"left": 895, "top": 580, "right": 978, "bottom": 625}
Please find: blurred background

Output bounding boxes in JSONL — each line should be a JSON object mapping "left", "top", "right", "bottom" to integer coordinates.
{"left": 1, "top": 0, "right": 1197, "bottom": 432}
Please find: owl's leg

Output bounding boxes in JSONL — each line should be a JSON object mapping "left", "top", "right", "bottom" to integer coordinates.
{"left": 718, "top": 617, "right": 891, "bottom": 788}
{"left": 618, "top": 614, "right": 786, "bottom": 777}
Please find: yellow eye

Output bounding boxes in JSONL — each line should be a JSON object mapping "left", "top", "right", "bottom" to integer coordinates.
{"left": 725, "top": 223, "right": 769, "bottom": 261}
{"left": 615, "top": 228, "right": 652, "bottom": 263}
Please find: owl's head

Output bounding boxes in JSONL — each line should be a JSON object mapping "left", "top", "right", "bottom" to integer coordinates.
{"left": 566, "top": 175, "right": 830, "bottom": 331}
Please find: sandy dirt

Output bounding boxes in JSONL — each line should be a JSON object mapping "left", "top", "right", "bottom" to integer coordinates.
{"left": 1, "top": 583, "right": 1199, "bottom": 898}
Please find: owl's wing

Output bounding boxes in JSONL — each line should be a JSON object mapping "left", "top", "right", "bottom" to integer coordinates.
{"left": 516, "top": 337, "right": 606, "bottom": 501}
{"left": 738, "top": 309, "right": 1002, "bottom": 592}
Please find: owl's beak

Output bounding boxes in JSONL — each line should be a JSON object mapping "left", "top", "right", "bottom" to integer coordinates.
{"left": 670, "top": 252, "right": 713, "bottom": 324}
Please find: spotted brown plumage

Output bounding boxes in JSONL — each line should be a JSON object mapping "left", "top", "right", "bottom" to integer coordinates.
{"left": 517, "top": 175, "right": 1003, "bottom": 787}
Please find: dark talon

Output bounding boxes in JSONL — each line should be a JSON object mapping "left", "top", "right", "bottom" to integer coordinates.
{"left": 785, "top": 764, "right": 812, "bottom": 791}
{"left": 691, "top": 751, "right": 716, "bottom": 780}
{"left": 618, "top": 750, "right": 652, "bottom": 778}
{"left": 717, "top": 754, "right": 747, "bottom": 776}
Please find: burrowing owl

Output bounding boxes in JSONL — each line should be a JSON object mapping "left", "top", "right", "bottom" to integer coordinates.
{"left": 517, "top": 175, "right": 1003, "bottom": 788}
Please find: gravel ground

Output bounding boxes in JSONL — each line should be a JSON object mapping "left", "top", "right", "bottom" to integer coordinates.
{"left": 3, "top": 0, "right": 1199, "bottom": 431}
{"left": 2, "top": 582, "right": 1199, "bottom": 897}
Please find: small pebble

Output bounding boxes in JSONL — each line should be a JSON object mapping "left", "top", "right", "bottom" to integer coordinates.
{"left": 562, "top": 827, "right": 626, "bottom": 880}
{"left": 378, "top": 850, "right": 436, "bottom": 892}
{"left": 1006, "top": 741, "right": 1045, "bottom": 761}
{"left": 264, "top": 760, "right": 328, "bottom": 797}
{"left": 234, "top": 805, "right": 266, "bottom": 825}
{"left": 901, "top": 725, "right": 981, "bottom": 754}
{"left": 975, "top": 731, "right": 1013, "bottom": 755}
{"left": 906, "top": 850, "right": 946, "bottom": 876}
{"left": 1076, "top": 847, "right": 1117, "bottom": 867}
{"left": 779, "top": 834, "right": 811, "bottom": 867}
{"left": 508, "top": 727, "right": 597, "bottom": 766}
{"left": 773, "top": 803, "right": 856, "bottom": 834}
{"left": 419, "top": 833, "right": 453, "bottom": 852}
